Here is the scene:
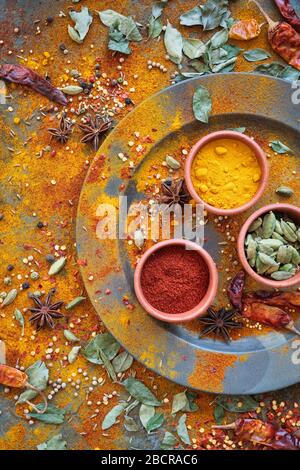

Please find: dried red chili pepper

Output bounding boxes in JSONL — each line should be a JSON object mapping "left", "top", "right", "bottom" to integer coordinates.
{"left": 0, "top": 364, "right": 48, "bottom": 414}
{"left": 245, "top": 290, "right": 300, "bottom": 308}
{"left": 227, "top": 271, "right": 245, "bottom": 310}
{"left": 213, "top": 418, "right": 300, "bottom": 450}
{"left": 242, "top": 301, "right": 300, "bottom": 335}
{"left": 0, "top": 64, "right": 67, "bottom": 105}
{"left": 274, "top": 0, "right": 300, "bottom": 33}
{"left": 229, "top": 18, "right": 261, "bottom": 40}
{"left": 253, "top": 0, "right": 300, "bottom": 70}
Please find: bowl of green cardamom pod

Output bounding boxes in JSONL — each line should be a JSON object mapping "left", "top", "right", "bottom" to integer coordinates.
{"left": 238, "top": 204, "right": 300, "bottom": 288}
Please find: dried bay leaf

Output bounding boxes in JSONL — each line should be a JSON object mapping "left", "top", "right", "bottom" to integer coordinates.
{"left": 243, "top": 48, "right": 270, "bottom": 62}
{"left": 183, "top": 38, "right": 206, "bottom": 59}
{"left": 139, "top": 403, "right": 155, "bottom": 429}
{"left": 164, "top": 21, "right": 183, "bottom": 65}
{"left": 145, "top": 412, "right": 164, "bottom": 433}
{"left": 123, "top": 377, "right": 161, "bottom": 406}
{"left": 270, "top": 140, "right": 293, "bottom": 154}
{"left": 102, "top": 403, "right": 126, "bottom": 430}
{"left": 68, "top": 6, "right": 93, "bottom": 43}
{"left": 112, "top": 350, "right": 133, "bottom": 373}
{"left": 193, "top": 85, "right": 212, "bottom": 123}
{"left": 37, "top": 434, "right": 67, "bottom": 451}
{"left": 17, "top": 360, "right": 49, "bottom": 404}
{"left": 176, "top": 414, "right": 191, "bottom": 445}
{"left": 82, "top": 332, "right": 120, "bottom": 365}
{"left": 29, "top": 403, "right": 65, "bottom": 424}
{"left": 180, "top": 6, "right": 202, "bottom": 26}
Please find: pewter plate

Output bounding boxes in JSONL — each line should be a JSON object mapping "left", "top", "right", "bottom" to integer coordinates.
{"left": 77, "top": 73, "right": 300, "bottom": 394}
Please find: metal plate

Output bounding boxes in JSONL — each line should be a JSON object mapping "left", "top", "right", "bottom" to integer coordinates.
{"left": 76, "top": 73, "right": 300, "bottom": 394}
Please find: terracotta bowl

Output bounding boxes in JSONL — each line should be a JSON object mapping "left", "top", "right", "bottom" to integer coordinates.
{"left": 185, "top": 130, "right": 269, "bottom": 216}
{"left": 238, "top": 203, "right": 300, "bottom": 288}
{"left": 134, "top": 239, "right": 218, "bottom": 323}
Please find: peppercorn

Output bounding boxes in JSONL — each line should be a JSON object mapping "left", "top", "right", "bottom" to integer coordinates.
{"left": 37, "top": 221, "right": 44, "bottom": 229}
{"left": 95, "top": 63, "right": 100, "bottom": 70}
{"left": 59, "top": 43, "right": 66, "bottom": 52}
{"left": 125, "top": 98, "right": 133, "bottom": 105}
{"left": 7, "top": 264, "right": 14, "bottom": 272}
{"left": 46, "top": 254, "right": 55, "bottom": 263}
{"left": 89, "top": 76, "right": 95, "bottom": 83}
{"left": 95, "top": 72, "right": 101, "bottom": 78}
{"left": 46, "top": 16, "right": 54, "bottom": 24}
{"left": 22, "top": 282, "right": 30, "bottom": 290}
{"left": 111, "top": 79, "right": 118, "bottom": 87}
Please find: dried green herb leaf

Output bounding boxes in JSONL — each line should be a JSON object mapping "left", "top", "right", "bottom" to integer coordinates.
{"left": 211, "top": 56, "right": 236, "bottom": 72}
{"left": 112, "top": 350, "right": 133, "bottom": 373}
{"left": 64, "top": 329, "right": 80, "bottom": 342}
{"left": 254, "top": 62, "right": 300, "bottom": 82}
{"left": 14, "top": 308, "right": 25, "bottom": 336}
{"left": 68, "top": 6, "right": 93, "bottom": 43}
{"left": 30, "top": 404, "right": 65, "bottom": 424}
{"left": 102, "top": 404, "right": 126, "bottom": 430}
{"left": 17, "top": 360, "right": 49, "bottom": 404}
{"left": 243, "top": 48, "right": 270, "bottom": 62}
{"left": 108, "top": 35, "right": 131, "bottom": 54}
{"left": 68, "top": 346, "right": 81, "bottom": 364}
{"left": 82, "top": 333, "right": 120, "bottom": 364}
{"left": 123, "top": 377, "right": 161, "bottom": 406}
{"left": 48, "top": 257, "right": 66, "bottom": 276}
{"left": 164, "top": 21, "right": 183, "bottom": 65}
{"left": 270, "top": 140, "right": 293, "bottom": 154}
{"left": 37, "top": 434, "right": 67, "bottom": 451}
{"left": 176, "top": 414, "right": 191, "bottom": 445}
{"left": 139, "top": 404, "right": 155, "bottom": 429}
{"left": 172, "top": 391, "right": 188, "bottom": 414}
{"left": 184, "top": 391, "right": 199, "bottom": 412}
{"left": 207, "top": 28, "right": 229, "bottom": 49}
{"left": 217, "top": 395, "right": 259, "bottom": 413}
{"left": 200, "top": 0, "right": 231, "bottom": 31}
{"left": 161, "top": 431, "right": 178, "bottom": 448}
{"left": 148, "top": 16, "right": 163, "bottom": 39}
{"left": 65, "top": 296, "right": 86, "bottom": 310}
{"left": 124, "top": 415, "right": 139, "bottom": 432}
{"left": 193, "top": 85, "right": 212, "bottom": 123}
{"left": 228, "top": 127, "right": 246, "bottom": 133}
{"left": 183, "top": 38, "right": 206, "bottom": 59}
{"left": 1, "top": 288, "right": 18, "bottom": 308}
{"left": 214, "top": 404, "right": 225, "bottom": 424}
{"left": 146, "top": 412, "right": 164, "bottom": 433}
{"left": 98, "top": 10, "right": 142, "bottom": 41}
{"left": 180, "top": 6, "right": 202, "bottom": 26}
{"left": 99, "top": 348, "right": 117, "bottom": 381}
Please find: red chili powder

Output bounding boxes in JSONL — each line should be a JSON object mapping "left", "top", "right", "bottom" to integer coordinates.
{"left": 140, "top": 245, "right": 210, "bottom": 314}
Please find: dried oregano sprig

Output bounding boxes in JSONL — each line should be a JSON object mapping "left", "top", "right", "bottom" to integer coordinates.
{"left": 245, "top": 211, "right": 300, "bottom": 280}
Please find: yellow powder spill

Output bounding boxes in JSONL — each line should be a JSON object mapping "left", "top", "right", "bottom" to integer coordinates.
{"left": 191, "top": 138, "right": 261, "bottom": 209}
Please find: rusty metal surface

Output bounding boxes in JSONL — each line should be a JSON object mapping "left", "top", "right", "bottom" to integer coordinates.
{"left": 1, "top": 0, "right": 300, "bottom": 451}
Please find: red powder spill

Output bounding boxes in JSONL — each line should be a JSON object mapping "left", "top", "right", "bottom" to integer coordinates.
{"left": 140, "top": 245, "right": 210, "bottom": 314}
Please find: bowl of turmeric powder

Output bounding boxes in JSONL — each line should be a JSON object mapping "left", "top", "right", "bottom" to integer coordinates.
{"left": 185, "top": 130, "right": 269, "bottom": 216}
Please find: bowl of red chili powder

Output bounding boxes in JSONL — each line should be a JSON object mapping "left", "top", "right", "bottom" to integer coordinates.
{"left": 134, "top": 239, "right": 218, "bottom": 323}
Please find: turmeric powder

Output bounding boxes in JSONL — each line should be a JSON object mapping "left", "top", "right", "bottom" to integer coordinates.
{"left": 191, "top": 138, "right": 261, "bottom": 210}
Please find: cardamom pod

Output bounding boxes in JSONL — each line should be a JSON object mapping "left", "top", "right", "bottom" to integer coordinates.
{"left": 256, "top": 256, "right": 270, "bottom": 274}
{"left": 290, "top": 246, "right": 300, "bottom": 265}
{"left": 248, "top": 217, "right": 262, "bottom": 233}
{"left": 59, "top": 85, "right": 83, "bottom": 95}
{"left": 1, "top": 289, "right": 18, "bottom": 308}
{"left": 280, "top": 263, "right": 295, "bottom": 272}
{"left": 262, "top": 212, "right": 276, "bottom": 238}
{"left": 276, "top": 245, "right": 293, "bottom": 264}
{"left": 275, "top": 186, "right": 294, "bottom": 197}
{"left": 246, "top": 239, "right": 257, "bottom": 260}
{"left": 65, "top": 296, "right": 86, "bottom": 310}
{"left": 275, "top": 220, "right": 283, "bottom": 235}
{"left": 272, "top": 232, "right": 286, "bottom": 243}
{"left": 281, "top": 220, "right": 297, "bottom": 243}
{"left": 48, "top": 257, "right": 66, "bottom": 276}
{"left": 165, "top": 155, "right": 181, "bottom": 170}
{"left": 271, "top": 271, "right": 294, "bottom": 281}
{"left": 258, "top": 252, "right": 278, "bottom": 267}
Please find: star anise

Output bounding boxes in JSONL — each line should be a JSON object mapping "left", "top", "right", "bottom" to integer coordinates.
{"left": 48, "top": 113, "right": 72, "bottom": 144}
{"left": 159, "top": 178, "right": 190, "bottom": 207}
{"left": 199, "top": 308, "right": 243, "bottom": 343}
{"left": 28, "top": 288, "right": 64, "bottom": 329}
{"left": 78, "top": 114, "right": 112, "bottom": 151}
